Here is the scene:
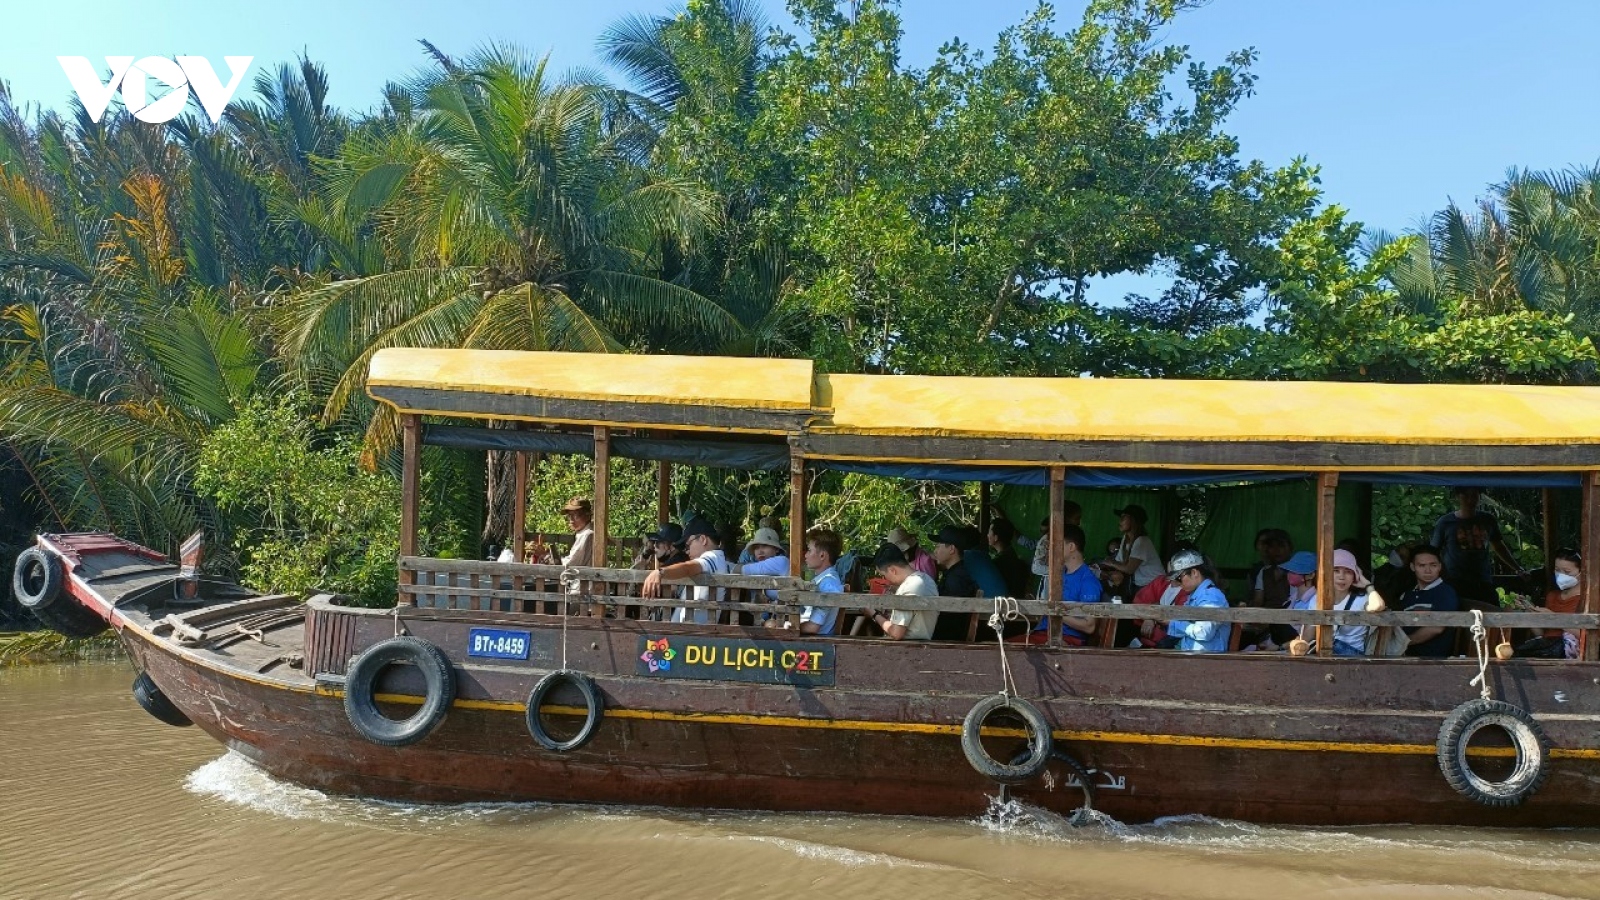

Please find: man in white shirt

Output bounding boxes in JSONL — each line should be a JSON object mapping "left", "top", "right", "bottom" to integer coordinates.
{"left": 642, "top": 518, "right": 729, "bottom": 625}
{"left": 861, "top": 544, "right": 937, "bottom": 640}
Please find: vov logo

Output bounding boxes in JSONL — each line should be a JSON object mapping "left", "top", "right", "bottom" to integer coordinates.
{"left": 57, "top": 56, "right": 253, "bottom": 125}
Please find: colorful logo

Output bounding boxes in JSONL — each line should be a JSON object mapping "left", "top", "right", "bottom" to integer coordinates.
{"left": 640, "top": 638, "right": 677, "bottom": 673}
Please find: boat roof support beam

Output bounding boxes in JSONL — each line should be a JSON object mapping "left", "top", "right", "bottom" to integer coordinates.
{"left": 1047, "top": 466, "right": 1066, "bottom": 647}
{"left": 400, "top": 413, "right": 421, "bottom": 606}
{"left": 1315, "top": 472, "right": 1339, "bottom": 657}
{"left": 1584, "top": 472, "right": 1600, "bottom": 660}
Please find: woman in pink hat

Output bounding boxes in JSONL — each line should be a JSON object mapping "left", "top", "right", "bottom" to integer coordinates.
{"left": 1328, "top": 548, "right": 1382, "bottom": 656}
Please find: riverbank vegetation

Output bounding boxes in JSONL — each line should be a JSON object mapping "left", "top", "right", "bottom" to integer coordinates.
{"left": 3, "top": 0, "right": 1598, "bottom": 604}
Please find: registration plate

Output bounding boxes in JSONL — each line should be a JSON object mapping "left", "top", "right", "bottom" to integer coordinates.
{"left": 467, "top": 627, "right": 532, "bottom": 660}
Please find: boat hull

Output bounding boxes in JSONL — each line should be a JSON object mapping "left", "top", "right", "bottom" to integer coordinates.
{"left": 121, "top": 607, "right": 1600, "bottom": 827}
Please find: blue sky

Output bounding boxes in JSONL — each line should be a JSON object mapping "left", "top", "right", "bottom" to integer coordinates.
{"left": 4, "top": 0, "right": 1598, "bottom": 296}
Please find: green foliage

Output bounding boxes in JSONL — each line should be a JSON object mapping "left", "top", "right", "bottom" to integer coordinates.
{"left": 1370, "top": 485, "right": 1448, "bottom": 566}
{"left": 195, "top": 397, "right": 463, "bottom": 606}
{"left": 807, "top": 473, "right": 977, "bottom": 556}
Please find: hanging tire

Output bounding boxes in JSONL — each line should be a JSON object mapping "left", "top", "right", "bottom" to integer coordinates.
{"left": 133, "top": 672, "right": 192, "bottom": 727}
{"left": 526, "top": 670, "right": 604, "bottom": 752}
{"left": 961, "top": 694, "right": 1054, "bottom": 784}
{"left": 1436, "top": 698, "right": 1550, "bottom": 806}
{"left": 13, "top": 547, "right": 63, "bottom": 610}
{"left": 343, "top": 637, "right": 456, "bottom": 748}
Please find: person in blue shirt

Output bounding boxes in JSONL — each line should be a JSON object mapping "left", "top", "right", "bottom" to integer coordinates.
{"left": 1019, "top": 524, "right": 1105, "bottom": 645}
{"left": 956, "top": 525, "right": 1010, "bottom": 598}
{"left": 1163, "top": 549, "right": 1229, "bottom": 653}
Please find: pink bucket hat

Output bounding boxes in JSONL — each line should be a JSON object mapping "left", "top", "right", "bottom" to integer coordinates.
{"left": 1332, "top": 549, "right": 1368, "bottom": 585}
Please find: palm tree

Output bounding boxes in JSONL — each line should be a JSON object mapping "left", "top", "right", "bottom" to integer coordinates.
{"left": 274, "top": 46, "right": 744, "bottom": 539}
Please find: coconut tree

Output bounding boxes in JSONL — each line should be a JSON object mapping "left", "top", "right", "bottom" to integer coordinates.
{"left": 275, "top": 46, "right": 743, "bottom": 539}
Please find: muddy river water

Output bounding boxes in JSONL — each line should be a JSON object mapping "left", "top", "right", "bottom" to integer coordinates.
{"left": 4, "top": 661, "right": 1600, "bottom": 899}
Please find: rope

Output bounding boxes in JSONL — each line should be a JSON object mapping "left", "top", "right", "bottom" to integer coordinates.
{"left": 558, "top": 565, "right": 580, "bottom": 672}
{"left": 987, "top": 596, "right": 1029, "bottom": 699}
{"left": 1468, "top": 608, "right": 1493, "bottom": 702}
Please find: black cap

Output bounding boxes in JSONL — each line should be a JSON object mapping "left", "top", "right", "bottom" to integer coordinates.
{"left": 682, "top": 518, "right": 719, "bottom": 544}
{"left": 932, "top": 525, "right": 972, "bottom": 550}
{"left": 1113, "top": 504, "right": 1148, "bottom": 524}
{"left": 646, "top": 522, "right": 683, "bottom": 544}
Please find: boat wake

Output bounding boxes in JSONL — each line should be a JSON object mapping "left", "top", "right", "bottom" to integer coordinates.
{"left": 188, "top": 752, "right": 1600, "bottom": 876}
{"left": 973, "top": 795, "right": 1600, "bottom": 873}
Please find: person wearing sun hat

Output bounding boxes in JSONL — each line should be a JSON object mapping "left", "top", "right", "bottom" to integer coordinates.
{"left": 738, "top": 526, "right": 790, "bottom": 602}
{"left": 885, "top": 526, "right": 938, "bottom": 578}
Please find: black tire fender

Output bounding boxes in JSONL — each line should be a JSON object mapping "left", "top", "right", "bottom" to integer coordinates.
{"left": 961, "top": 694, "right": 1054, "bottom": 784}
{"left": 1437, "top": 698, "right": 1550, "bottom": 806}
{"left": 526, "top": 670, "right": 604, "bottom": 752}
{"left": 343, "top": 637, "right": 456, "bottom": 747}
{"left": 13, "top": 547, "right": 63, "bottom": 610}
{"left": 133, "top": 671, "right": 192, "bottom": 727}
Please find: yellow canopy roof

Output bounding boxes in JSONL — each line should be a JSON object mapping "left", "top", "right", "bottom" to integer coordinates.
{"left": 367, "top": 348, "right": 815, "bottom": 433}
{"left": 814, "top": 374, "right": 1600, "bottom": 446}
{"left": 365, "top": 349, "right": 1600, "bottom": 465}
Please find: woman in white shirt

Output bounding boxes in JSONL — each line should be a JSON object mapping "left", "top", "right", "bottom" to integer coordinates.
{"left": 1101, "top": 504, "right": 1164, "bottom": 595}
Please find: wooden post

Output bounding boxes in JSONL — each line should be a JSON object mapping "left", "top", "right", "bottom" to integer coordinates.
{"left": 657, "top": 459, "right": 672, "bottom": 525}
{"left": 1047, "top": 466, "right": 1066, "bottom": 647}
{"left": 511, "top": 448, "right": 529, "bottom": 563}
{"left": 1582, "top": 473, "right": 1600, "bottom": 661}
{"left": 789, "top": 446, "right": 806, "bottom": 578}
{"left": 399, "top": 414, "right": 420, "bottom": 607}
{"left": 978, "top": 482, "right": 992, "bottom": 539}
{"left": 1315, "top": 472, "right": 1339, "bottom": 657}
{"left": 592, "top": 426, "right": 610, "bottom": 566}
{"left": 1543, "top": 487, "right": 1557, "bottom": 584}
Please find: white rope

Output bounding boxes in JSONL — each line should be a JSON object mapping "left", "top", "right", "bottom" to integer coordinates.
{"left": 987, "top": 596, "right": 1029, "bottom": 699}
{"left": 1467, "top": 608, "right": 1493, "bottom": 702}
{"left": 559, "top": 565, "right": 580, "bottom": 672}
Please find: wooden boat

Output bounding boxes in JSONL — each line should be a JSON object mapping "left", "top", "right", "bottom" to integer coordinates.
{"left": 15, "top": 349, "right": 1600, "bottom": 827}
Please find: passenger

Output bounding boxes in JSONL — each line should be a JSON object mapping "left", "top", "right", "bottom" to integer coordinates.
{"left": 1028, "top": 501, "right": 1085, "bottom": 596}
{"left": 885, "top": 527, "right": 939, "bottom": 579}
{"left": 959, "top": 525, "right": 1010, "bottom": 598}
{"left": 988, "top": 518, "right": 1032, "bottom": 598}
{"left": 1102, "top": 504, "right": 1164, "bottom": 595}
{"left": 1017, "top": 524, "right": 1104, "bottom": 645}
{"left": 931, "top": 525, "right": 980, "bottom": 597}
{"left": 645, "top": 523, "right": 688, "bottom": 568}
{"left": 638, "top": 523, "right": 687, "bottom": 621}
{"left": 560, "top": 497, "right": 595, "bottom": 567}
{"left": 737, "top": 515, "right": 783, "bottom": 564}
{"left": 1430, "top": 486, "right": 1525, "bottom": 604}
{"left": 861, "top": 544, "right": 937, "bottom": 640}
{"left": 1394, "top": 544, "right": 1461, "bottom": 658}
{"left": 1374, "top": 540, "right": 1419, "bottom": 605}
{"left": 1326, "top": 548, "right": 1379, "bottom": 656}
{"left": 1253, "top": 550, "right": 1318, "bottom": 651}
{"left": 737, "top": 526, "right": 789, "bottom": 602}
{"left": 1248, "top": 528, "right": 1294, "bottom": 608}
{"left": 1131, "top": 572, "right": 1189, "bottom": 647}
{"left": 798, "top": 528, "right": 846, "bottom": 635}
{"left": 1526, "top": 550, "right": 1583, "bottom": 659}
{"left": 556, "top": 497, "right": 604, "bottom": 616}
{"left": 1161, "top": 549, "right": 1229, "bottom": 653}
{"left": 642, "top": 517, "right": 729, "bottom": 625}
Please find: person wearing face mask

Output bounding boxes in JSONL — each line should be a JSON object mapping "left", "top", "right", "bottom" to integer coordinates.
{"left": 1394, "top": 544, "right": 1461, "bottom": 658}
{"left": 1537, "top": 550, "right": 1583, "bottom": 659}
{"left": 1256, "top": 550, "right": 1318, "bottom": 651}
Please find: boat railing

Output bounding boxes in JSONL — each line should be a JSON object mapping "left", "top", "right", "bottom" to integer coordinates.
{"left": 397, "top": 556, "right": 1596, "bottom": 644}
